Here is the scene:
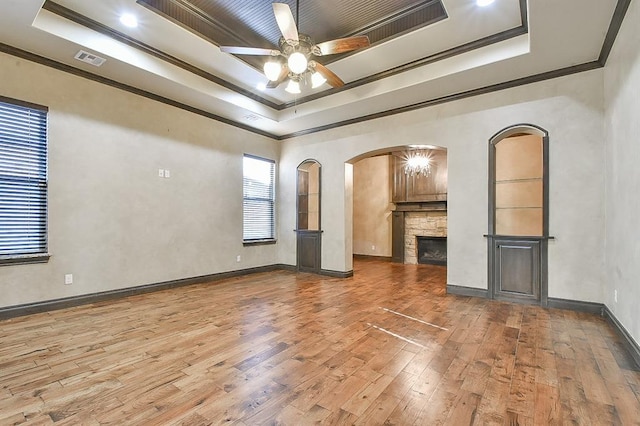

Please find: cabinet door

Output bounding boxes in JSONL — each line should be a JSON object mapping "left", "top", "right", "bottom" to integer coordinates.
{"left": 391, "top": 211, "right": 405, "bottom": 263}
{"left": 493, "top": 238, "right": 540, "bottom": 301}
{"left": 297, "top": 230, "right": 321, "bottom": 272}
{"left": 391, "top": 156, "right": 407, "bottom": 203}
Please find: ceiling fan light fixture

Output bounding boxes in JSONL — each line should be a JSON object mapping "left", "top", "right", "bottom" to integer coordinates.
{"left": 285, "top": 79, "right": 301, "bottom": 94}
{"left": 288, "top": 52, "right": 308, "bottom": 74}
{"left": 311, "top": 71, "right": 327, "bottom": 88}
{"left": 263, "top": 60, "right": 282, "bottom": 81}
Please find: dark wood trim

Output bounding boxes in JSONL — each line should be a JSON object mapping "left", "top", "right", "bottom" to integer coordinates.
{"left": 547, "top": 297, "right": 604, "bottom": 314}
{"left": 598, "top": 0, "right": 633, "bottom": 66}
{"left": 0, "top": 43, "right": 277, "bottom": 140}
{"left": 1, "top": 0, "right": 629, "bottom": 140}
{"left": 278, "top": 62, "right": 601, "bottom": 139}
{"left": 353, "top": 254, "right": 392, "bottom": 262}
{"left": 484, "top": 234, "right": 555, "bottom": 240}
{"left": 446, "top": 284, "right": 489, "bottom": 299}
{"left": 242, "top": 239, "right": 277, "bottom": 246}
{"left": 281, "top": 25, "right": 528, "bottom": 109}
{"left": 0, "top": 95, "right": 48, "bottom": 112}
{"left": 519, "top": 0, "right": 528, "bottom": 31}
{"left": 602, "top": 305, "right": 640, "bottom": 369}
{"left": 319, "top": 269, "right": 354, "bottom": 278}
{"left": 0, "top": 264, "right": 295, "bottom": 320}
{"left": 41, "top": 0, "right": 527, "bottom": 111}
{"left": 41, "top": 1, "right": 280, "bottom": 110}
{"left": 0, "top": 254, "right": 50, "bottom": 266}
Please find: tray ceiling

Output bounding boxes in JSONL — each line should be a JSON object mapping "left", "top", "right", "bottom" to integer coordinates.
{"left": 0, "top": 0, "right": 625, "bottom": 138}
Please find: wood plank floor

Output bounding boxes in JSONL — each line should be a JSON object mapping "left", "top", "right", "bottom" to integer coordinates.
{"left": 1, "top": 258, "right": 639, "bottom": 425}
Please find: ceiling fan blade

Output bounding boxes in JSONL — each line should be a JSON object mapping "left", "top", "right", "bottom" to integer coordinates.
{"left": 313, "top": 62, "right": 344, "bottom": 88}
{"left": 316, "top": 35, "right": 370, "bottom": 55}
{"left": 273, "top": 3, "right": 299, "bottom": 41}
{"left": 220, "top": 46, "right": 279, "bottom": 56}
{"left": 266, "top": 66, "right": 289, "bottom": 88}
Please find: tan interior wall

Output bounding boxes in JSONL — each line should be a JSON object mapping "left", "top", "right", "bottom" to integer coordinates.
{"left": 353, "top": 155, "right": 392, "bottom": 256}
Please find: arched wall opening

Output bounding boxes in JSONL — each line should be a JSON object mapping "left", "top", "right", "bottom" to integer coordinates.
{"left": 348, "top": 144, "right": 448, "bottom": 270}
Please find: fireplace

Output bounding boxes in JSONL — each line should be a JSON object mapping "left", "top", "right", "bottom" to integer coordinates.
{"left": 417, "top": 236, "right": 447, "bottom": 265}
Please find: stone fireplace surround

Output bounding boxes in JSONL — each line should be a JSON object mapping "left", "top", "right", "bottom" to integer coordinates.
{"left": 404, "top": 210, "right": 447, "bottom": 264}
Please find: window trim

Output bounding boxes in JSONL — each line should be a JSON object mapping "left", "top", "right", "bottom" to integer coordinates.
{"left": 0, "top": 96, "right": 50, "bottom": 266}
{"left": 242, "top": 154, "right": 276, "bottom": 244}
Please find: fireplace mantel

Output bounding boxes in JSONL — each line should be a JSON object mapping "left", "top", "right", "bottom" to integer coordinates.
{"left": 393, "top": 201, "right": 447, "bottom": 212}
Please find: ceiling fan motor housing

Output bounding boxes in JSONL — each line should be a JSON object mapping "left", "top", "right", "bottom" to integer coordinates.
{"left": 279, "top": 34, "right": 318, "bottom": 59}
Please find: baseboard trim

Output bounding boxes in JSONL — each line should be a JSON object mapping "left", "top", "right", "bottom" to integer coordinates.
{"left": 547, "top": 297, "right": 604, "bottom": 314}
{"left": 320, "top": 269, "right": 354, "bottom": 278}
{"left": 446, "top": 284, "right": 489, "bottom": 298}
{"left": 0, "top": 264, "right": 297, "bottom": 320}
{"left": 602, "top": 305, "right": 640, "bottom": 369}
{"left": 353, "top": 255, "right": 392, "bottom": 262}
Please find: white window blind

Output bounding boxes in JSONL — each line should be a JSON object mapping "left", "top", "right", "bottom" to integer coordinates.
{"left": 0, "top": 98, "right": 48, "bottom": 258}
{"left": 243, "top": 155, "right": 275, "bottom": 241}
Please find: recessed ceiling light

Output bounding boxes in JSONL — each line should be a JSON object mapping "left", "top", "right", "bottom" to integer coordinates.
{"left": 256, "top": 82, "right": 267, "bottom": 91}
{"left": 119, "top": 13, "right": 138, "bottom": 28}
{"left": 477, "top": 0, "right": 495, "bottom": 6}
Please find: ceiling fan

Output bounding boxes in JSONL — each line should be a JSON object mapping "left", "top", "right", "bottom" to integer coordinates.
{"left": 219, "top": 2, "right": 370, "bottom": 93}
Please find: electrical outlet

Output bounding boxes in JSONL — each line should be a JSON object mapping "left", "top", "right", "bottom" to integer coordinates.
{"left": 614, "top": 289, "right": 618, "bottom": 303}
{"left": 158, "top": 168, "right": 165, "bottom": 178}
{"left": 64, "top": 274, "right": 73, "bottom": 285}
{"left": 371, "top": 245, "right": 376, "bottom": 251}
{"left": 165, "top": 169, "right": 171, "bottom": 178}
{"left": 236, "top": 255, "right": 241, "bottom": 263}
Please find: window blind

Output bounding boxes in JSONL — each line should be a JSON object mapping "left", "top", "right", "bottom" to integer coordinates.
{"left": 0, "top": 99, "right": 48, "bottom": 257}
{"left": 243, "top": 155, "right": 275, "bottom": 241}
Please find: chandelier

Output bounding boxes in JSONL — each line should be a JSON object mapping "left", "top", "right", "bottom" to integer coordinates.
{"left": 404, "top": 152, "right": 432, "bottom": 177}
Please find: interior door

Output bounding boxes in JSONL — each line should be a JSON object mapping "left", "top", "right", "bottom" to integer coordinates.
{"left": 296, "top": 160, "right": 322, "bottom": 273}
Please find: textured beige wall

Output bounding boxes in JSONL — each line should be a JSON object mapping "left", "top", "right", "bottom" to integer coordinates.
{"left": 0, "top": 52, "right": 279, "bottom": 308}
{"left": 604, "top": 0, "right": 640, "bottom": 347}
{"left": 279, "top": 69, "right": 606, "bottom": 303}
{"left": 352, "top": 155, "right": 392, "bottom": 256}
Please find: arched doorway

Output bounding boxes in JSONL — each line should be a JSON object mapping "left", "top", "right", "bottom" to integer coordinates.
{"left": 487, "top": 124, "right": 550, "bottom": 305}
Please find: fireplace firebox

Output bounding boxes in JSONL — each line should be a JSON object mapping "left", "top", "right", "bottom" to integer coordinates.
{"left": 417, "top": 236, "right": 447, "bottom": 266}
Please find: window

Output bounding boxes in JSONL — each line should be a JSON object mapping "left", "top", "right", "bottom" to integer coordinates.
{"left": 243, "top": 154, "right": 275, "bottom": 242}
{"left": 0, "top": 97, "right": 48, "bottom": 264}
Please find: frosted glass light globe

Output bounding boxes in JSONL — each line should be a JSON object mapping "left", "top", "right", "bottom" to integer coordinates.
{"left": 287, "top": 52, "right": 308, "bottom": 74}
{"left": 263, "top": 61, "right": 282, "bottom": 81}
{"left": 285, "top": 80, "right": 301, "bottom": 94}
{"left": 311, "top": 72, "right": 327, "bottom": 88}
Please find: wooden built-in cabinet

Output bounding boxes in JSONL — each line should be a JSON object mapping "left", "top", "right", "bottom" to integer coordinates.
{"left": 391, "top": 150, "right": 448, "bottom": 203}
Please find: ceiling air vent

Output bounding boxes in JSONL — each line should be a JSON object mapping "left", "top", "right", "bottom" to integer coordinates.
{"left": 74, "top": 50, "right": 106, "bottom": 67}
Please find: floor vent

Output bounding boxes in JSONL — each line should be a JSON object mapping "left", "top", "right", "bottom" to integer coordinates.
{"left": 74, "top": 50, "right": 106, "bottom": 67}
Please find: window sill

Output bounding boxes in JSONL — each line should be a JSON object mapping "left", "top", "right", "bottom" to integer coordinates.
{"left": 243, "top": 239, "right": 277, "bottom": 246}
{"left": 0, "top": 253, "right": 51, "bottom": 266}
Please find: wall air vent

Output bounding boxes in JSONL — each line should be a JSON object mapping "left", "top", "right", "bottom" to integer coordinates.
{"left": 74, "top": 50, "right": 106, "bottom": 67}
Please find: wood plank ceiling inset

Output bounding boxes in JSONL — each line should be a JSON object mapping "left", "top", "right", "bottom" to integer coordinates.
{"left": 136, "top": 0, "right": 447, "bottom": 70}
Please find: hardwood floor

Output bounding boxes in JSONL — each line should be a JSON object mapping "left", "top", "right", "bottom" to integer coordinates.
{"left": 1, "top": 258, "right": 639, "bottom": 425}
